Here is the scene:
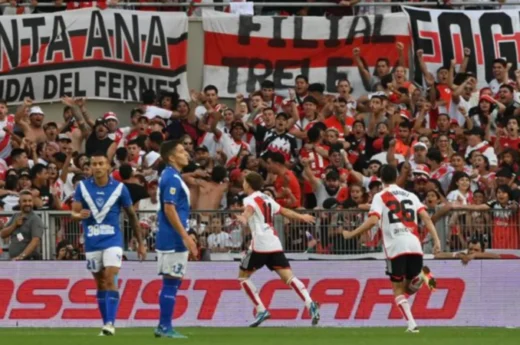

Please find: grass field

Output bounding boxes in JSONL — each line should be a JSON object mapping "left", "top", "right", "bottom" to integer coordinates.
{"left": 2, "top": 327, "right": 519, "bottom": 345}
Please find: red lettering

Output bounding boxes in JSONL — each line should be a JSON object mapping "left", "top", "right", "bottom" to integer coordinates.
{"left": 412, "top": 278, "right": 465, "bottom": 319}
{"left": 10, "top": 279, "right": 69, "bottom": 319}
{"left": 193, "top": 279, "right": 241, "bottom": 320}
{"left": 259, "top": 279, "right": 309, "bottom": 320}
{"left": 118, "top": 279, "right": 142, "bottom": 320}
{"left": 419, "top": 31, "right": 442, "bottom": 64}
{"left": 354, "top": 279, "right": 402, "bottom": 319}
{"left": 303, "top": 279, "right": 360, "bottom": 320}
{"left": 134, "top": 279, "right": 190, "bottom": 320}
{"left": 62, "top": 279, "right": 98, "bottom": 319}
{"left": 0, "top": 279, "right": 14, "bottom": 319}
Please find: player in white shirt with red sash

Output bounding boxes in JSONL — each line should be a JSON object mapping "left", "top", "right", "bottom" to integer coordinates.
{"left": 344, "top": 165, "right": 441, "bottom": 333}
{"left": 236, "top": 172, "right": 320, "bottom": 327}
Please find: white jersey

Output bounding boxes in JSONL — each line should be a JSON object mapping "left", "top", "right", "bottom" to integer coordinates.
{"left": 369, "top": 184, "right": 424, "bottom": 259}
{"left": 243, "top": 191, "right": 283, "bottom": 253}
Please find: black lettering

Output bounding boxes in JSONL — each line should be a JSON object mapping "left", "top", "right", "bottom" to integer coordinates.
{"left": 267, "top": 17, "right": 287, "bottom": 48}
{"left": 123, "top": 74, "right": 137, "bottom": 101}
{"left": 6, "top": 79, "right": 20, "bottom": 103}
{"left": 114, "top": 13, "right": 140, "bottom": 62}
{"left": 73, "top": 72, "right": 86, "bottom": 97}
{"left": 345, "top": 16, "right": 371, "bottom": 45}
{"left": 20, "top": 78, "right": 34, "bottom": 100}
{"left": 43, "top": 75, "right": 58, "bottom": 99}
{"left": 108, "top": 72, "right": 121, "bottom": 99}
{"left": 46, "top": 15, "right": 72, "bottom": 62}
{"left": 168, "top": 80, "right": 180, "bottom": 95}
{"left": 139, "top": 77, "right": 154, "bottom": 100}
{"left": 294, "top": 17, "right": 318, "bottom": 48}
{"left": 326, "top": 57, "right": 352, "bottom": 92}
{"left": 273, "top": 60, "right": 307, "bottom": 89}
{"left": 59, "top": 72, "right": 73, "bottom": 97}
{"left": 85, "top": 11, "right": 111, "bottom": 58}
{"left": 222, "top": 57, "right": 249, "bottom": 94}
{"left": 0, "top": 19, "right": 19, "bottom": 69}
{"left": 480, "top": 12, "right": 516, "bottom": 82}
{"left": 144, "top": 16, "right": 168, "bottom": 67}
{"left": 438, "top": 13, "right": 476, "bottom": 76}
{"left": 247, "top": 58, "right": 272, "bottom": 93}
{"left": 405, "top": 7, "right": 433, "bottom": 85}
{"left": 325, "top": 16, "right": 340, "bottom": 48}
{"left": 155, "top": 79, "right": 167, "bottom": 94}
{"left": 94, "top": 71, "right": 106, "bottom": 97}
{"left": 22, "top": 17, "right": 45, "bottom": 64}
{"left": 370, "top": 15, "right": 395, "bottom": 44}
{"left": 238, "top": 16, "right": 261, "bottom": 45}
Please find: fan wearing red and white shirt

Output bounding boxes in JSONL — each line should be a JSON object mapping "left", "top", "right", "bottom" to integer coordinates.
{"left": 464, "top": 127, "right": 498, "bottom": 169}
{"left": 343, "top": 165, "right": 441, "bottom": 333}
{"left": 260, "top": 80, "right": 284, "bottom": 113}
{"left": 299, "top": 125, "right": 329, "bottom": 208}
{"left": 323, "top": 97, "right": 355, "bottom": 141}
{"left": 290, "top": 96, "right": 319, "bottom": 145}
{"left": 426, "top": 149, "right": 453, "bottom": 193}
{"left": 497, "top": 117, "right": 520, "bottom": 154}
{"left": 236, "top": 172, "right": 320, "bottom": 327}
{"left": 212, "top": 120, "right": 250, "bottom": 167}
{"left": 0, "top": 100, "right": 15, "bottom": 160}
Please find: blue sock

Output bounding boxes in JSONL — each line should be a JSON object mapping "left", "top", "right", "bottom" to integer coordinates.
{"left": 105, "top": 290, "right": 120, "bottom": 325}
{"left": 159, "top": 278, "right": 181, "bottom": 331}
{"left": 97, "top": 290, "right": 108, "bottom": 325}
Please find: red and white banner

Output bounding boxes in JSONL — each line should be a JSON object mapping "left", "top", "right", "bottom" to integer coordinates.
{"left": 0, "top": 261, "right": 519, "bottom": 327}
{"left": 202, "top": 11, "right": 410, "bottom": 98}
{"left": 404, "top": 7, "right": 519, "bottom": 89}
{"left": 0, "top": 9, "right": 189, "bottom": 103}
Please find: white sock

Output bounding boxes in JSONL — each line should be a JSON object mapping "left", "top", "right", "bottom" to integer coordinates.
{"left": 288, "top": 277, "right": 312, "bottom": 309}
{"left": 240, "top": 279, "right": 266, "bottom": 313}
{"left": 395, "top": 295, "right": 417, "bottom": 329}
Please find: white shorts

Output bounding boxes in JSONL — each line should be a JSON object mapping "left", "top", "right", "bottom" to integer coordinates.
{"left": 157, "top": 251, "right": 189, "bottom": 278}
{"left": 85, "top": 247, "right": 123, "bottom": 273}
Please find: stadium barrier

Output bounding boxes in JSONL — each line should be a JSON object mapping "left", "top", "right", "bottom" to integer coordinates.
{"left": 0, "top": 260, "right": 518, "bottom": 327}
{"left": 1, "top": 209, "right": 519, "bottom": 260}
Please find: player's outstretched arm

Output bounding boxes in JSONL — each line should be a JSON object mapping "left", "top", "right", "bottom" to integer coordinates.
{"left": 343, "top": 215, "right": 378, "bottom": 240}
{"left": 236, "top": 206, "right": 254, "bottom": 226}
{"left": 279, "top": 208, "right": 315, "bottom": 224}
{"left": 419, "top": 210, "right": 441, "bottom": 254}
{"left": 164, "top": 204, "right": 198, "bottom": 258}
{"left": 124, "top": 206, "right": 146, "bottom": 261}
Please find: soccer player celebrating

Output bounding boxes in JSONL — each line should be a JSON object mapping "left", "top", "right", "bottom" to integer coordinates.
{"left": 72, "top": 152, "right": 146, "bottom": 336}
{"left": 343, "top": 165, "right": 441, "bottom": 333}
{"left": 154, "top": 140, "right": 198, "bottom": 338}
{"left": 236, "top": 172, "right": 320, "bottom": 327}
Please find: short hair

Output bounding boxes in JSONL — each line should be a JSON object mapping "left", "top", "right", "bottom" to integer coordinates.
{"left": 376, "top": 57, "right": 390, "bottom": 66}
{"left": 261, "top": 80, "right": 275, "bottom": 89}
{"left": 119, "top": 164, "right": 133, "bottom": 180}
{"left": 53, "top": 152, "right": 67, "bottom": 164}
{"left": 493, "top": 58, "right": 507, "bottom": 67}
{"left": 10, "top": 148, "right": 26, "bottom": 161}
{"left": 500, "top": 84, "right": 514, "bottom": 94}
{"left": 295, "top": 75, "right": 308, "bottom": 83}
{"left": 268, "top": 152, "right": 285, "bottom": 165}
{"left": 211, "top": 166, "right": 227, "bottom": 183}
{"left": 160, "top": 140, "right": 183, "bottom": 162}
{"left": 0, "top": 99, "right": 7, "bottom": 106}
{"left": 245, "top": 172, "right": 264, "bottom": 191}
{"left": 203, "top": 85, "right": 218, "bottom": 94}
{"left": 19, "top": 189, "right": 33, "bottom": 197}
{"left": 141, "top": 89, "right": 156, "bottom": 105}
{"left": 149, "top": 131, "right": 164, "bottom": 145}
{"left": 30, "top": 164, "right": 47, "bottom": 179}
{"left": 380, "top": 164, "right": 397, "bottom": 184}
{"left": 115, "top": 147, "right": 128, "bottom": 162}
{"left": 426, "top": 148, "right": 443, "bottom": 164}
{"left": 91, "top": 151, "right": 108, "bottom": 159}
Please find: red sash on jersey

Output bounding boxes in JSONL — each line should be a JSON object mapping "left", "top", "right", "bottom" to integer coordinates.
{"left": 380, "top": 191, "right": 420, "bottom": 232}
{"left": 476, "top": 144, "right": 490, "bottom": 154}
{"left": 0, "top": 114, "right": 14, "bottom": 154}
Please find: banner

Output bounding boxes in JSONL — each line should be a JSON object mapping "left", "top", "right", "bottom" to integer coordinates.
{"left": 0, "top": 9, "right": 188, "bottom": 103}
{"left": 202, "top": 12, "right": 410, "bottom": 98}
{"left": 404, "top": 7, "right": 519, "bottom": 88}
{"left": 0, "top": 261, "right": 519, "bottom": 327}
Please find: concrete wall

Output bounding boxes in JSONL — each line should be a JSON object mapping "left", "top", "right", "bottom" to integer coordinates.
{"left": 15, "top": 19, "right": 206, "bottom": 127}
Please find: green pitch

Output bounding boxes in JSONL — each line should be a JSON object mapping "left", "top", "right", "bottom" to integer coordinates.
{"left": 2, "top": 327, "right": 519, "bottom": 345}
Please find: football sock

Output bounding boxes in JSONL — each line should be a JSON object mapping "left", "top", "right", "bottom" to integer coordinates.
{"left": 159, "top": 278, "right": 182, "bottom": 330}
{"left": 288, "top": 277, "right": 313, "bottom": 309}
{"left": 396, "top": 294, "right": 417, "bottom": 328}
{"left": 96, "top": 290, "right": 108, "bottom": 325}
{"left": 240, "top": 279, "right": 267, "bottom": 313}
{"left": 105, "top": 290, "right": 120, "bottom": 325}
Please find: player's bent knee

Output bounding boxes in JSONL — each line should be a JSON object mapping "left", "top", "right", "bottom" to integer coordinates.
{"left": 285, "top": 276, "right": 295, "bottom": 285}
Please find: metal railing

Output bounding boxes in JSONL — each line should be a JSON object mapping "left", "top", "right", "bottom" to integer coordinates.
{"left": 1, "top": 208, "right": 518, "bottom": 260}
{"left": 0, "top": 1, "right": 515, "bottom": 8}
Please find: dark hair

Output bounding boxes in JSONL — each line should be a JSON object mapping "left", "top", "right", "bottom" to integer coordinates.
{"left": 160, "top": 140, "right": 183, "bottom": 162}
{"left": 158, "top": 92, "right": 179, "bottom": 110}
{"left": 295, "top": 75, "right": 308, "bottom": 83}
{"left": 325, "top": 170, "right": 339, "bottom": 181}
{"left": 72, "top": 174, "right": 85, "bottom": 184}
{"left": 492, "top": 58, "right": 507, "bottom": 67}
{"left": 268, "top": 152, "right": 285, "bottom": 165}
{"left": 307, "top": 125, "right": 321, "bottom": 143}
{"left": 447, "top": 171, "right": 470, "bottom": 193}
{"left": 500, "top": 84, "right": 514, "bottom": 94}
{"left": 127, "top": 139, "right": 143, "bottom": 149}
{"left": 427, "top": 178, "right": 446, "bottom": 198}
{"left": 203, "top": 85, "right": 219, "bottom": 94}
{"left": 141, "top": 89, "right": 156, "bottom": 105}
{"left": 0, "top": 99, "right": 7, "bottom": 106}
{"left": 149, "top": 131, "right": 164, "bottom": 146}
{"left": 245, "top": 172, "right": 264, "bottom": 191}
{"left": 261, "top": 80, "right": 275, "bottom": 89}
{"left": 497, "top": 184, "right": 512, "bottom": 200}
{"left": 240, "top": 154, "right": 253, "bottom": 171}
{"left": 380, "top": 164, "right": 397, "bottom": 184}
{"left": 10, "top": 148, "right": 26, "bottom": 161}
{"left": 5, "top": 175, "right": 18, "bottom": 191}
{"left": 116, "top": 147, "right": 128, "bottom": 162}
{"left": 211, "top": 166, "right": 227, "bottom": 183}
{"left": 426, "top": 148, "right": 443, "bottom": 164}
{"left": 119, "top": 164, "right": 133, "bottom": 180}
{"left": 376, "top": 57, "right": 390, "bottom": 66}
{"left": 30, "top": 164, "right": 47, "bottom": 180}
{"left": 352, "top": 120, "right": 365, "bottom": 129}
{"left": 53, "top": 152, "right": 67, "bottom": 164}
{"left": 91, "top": 151, "right": 108, "bottom": 159}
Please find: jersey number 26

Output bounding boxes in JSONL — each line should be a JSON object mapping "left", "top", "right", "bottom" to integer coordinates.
{"left": 387, "top": 200, "right": 415, "bottom": 224}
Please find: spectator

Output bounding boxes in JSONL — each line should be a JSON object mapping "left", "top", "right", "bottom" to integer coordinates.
{"left": 206, "top": 217, "right": 231, "bottom": 253}
{"left": 0, "top": 190, "right": 44, "bottom": 260}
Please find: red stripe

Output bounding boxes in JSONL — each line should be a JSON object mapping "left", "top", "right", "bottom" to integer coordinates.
{"left": 204, "top": 32, "right": 410, "bottom": 68}
{"left": 381, "top": 191, "right": 418, "bottom": 230}
{"left": 253, "top": 196, "right": 276, "bottom": 235}
{"left": 241, "top": 281, "right": 259, "bottom": 306}
{"left": 290, "top": 281, "right": 306, "bottom": 302}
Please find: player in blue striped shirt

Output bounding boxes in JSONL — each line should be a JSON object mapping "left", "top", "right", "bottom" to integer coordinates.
{"left": 154, "top": 140, "right": 198, "bottom": 338}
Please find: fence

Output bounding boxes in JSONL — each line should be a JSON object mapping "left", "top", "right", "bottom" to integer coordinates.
{"left": 1, "top": 208, "right": 519, "bottom": 260}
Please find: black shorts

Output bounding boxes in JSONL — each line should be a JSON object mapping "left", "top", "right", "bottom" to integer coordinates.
{"left": 385, "top": 254, "right": 423, "bottom": 283}
{"left": 240, "top": 251, "right": 290, "bottom": 272}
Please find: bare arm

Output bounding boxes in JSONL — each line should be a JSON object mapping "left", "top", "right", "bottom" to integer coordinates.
{"left": 301, "top": 159, "right": 320, "bottom": 192}
{"left": 353, "top": 48, "right": 372, "bottom": 87}
{"left": 419, "top": 209, "right": 441, "bottom": 251}
{"left": 343, "top": 215, "right": 379, "bottom": 239}
{"left": 279, "top": 207, "right": 313, "bottom": 222}
{"left": 124, "top": 206, "right": 144, "bottom": 247}
{"left": 460, "top": 48, "right": 471, "bottom": 73}
{"left": 416, "top": 50, "right": 436, "bottom": 85}
{"left": 0, "top": 218, "right": 19, "bottom": 239}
